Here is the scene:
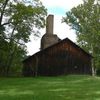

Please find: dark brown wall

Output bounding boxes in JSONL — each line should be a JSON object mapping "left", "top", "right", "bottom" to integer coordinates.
{"left": 23, "top": 39, "right": 92, "bottom": 76}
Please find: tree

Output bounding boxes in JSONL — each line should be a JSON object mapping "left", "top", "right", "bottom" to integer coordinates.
{"left": 0, "top": 40, "right": 27, "bottom": 76}
{"left": 0, "top": 0, "right": 47, "bottom": 76}
{"left": 62, "top": 0, "right": 100, "bottom": 75}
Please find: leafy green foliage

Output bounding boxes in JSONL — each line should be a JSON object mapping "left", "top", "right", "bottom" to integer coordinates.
{"left": 0, "top": 0, "right": 47, "bottom": 76}
{"left": 62, "top": 0, "right": 100, "bottom": 74}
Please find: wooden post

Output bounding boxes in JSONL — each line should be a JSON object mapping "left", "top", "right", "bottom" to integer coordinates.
{"left": 34, "top": 55, "right": 38, "bottom": 77}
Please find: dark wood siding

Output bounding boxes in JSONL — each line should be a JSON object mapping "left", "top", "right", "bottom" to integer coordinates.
{"left": 23, "top": 38, "right": 92, "bottom": 76}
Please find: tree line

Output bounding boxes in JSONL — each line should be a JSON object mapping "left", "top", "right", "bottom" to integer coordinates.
{"left": 63, "top": 0, "right": 100, "bottom": 75}
{"left": 0, "top": 0, "right": 100, "bottom": 76}
{"left": 0, "top": 0, "right": 47, "bottom": 76}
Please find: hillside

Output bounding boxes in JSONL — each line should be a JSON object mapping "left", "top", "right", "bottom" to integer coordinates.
{"left": 0, "top": 75, "right": 100, "bottom": 100}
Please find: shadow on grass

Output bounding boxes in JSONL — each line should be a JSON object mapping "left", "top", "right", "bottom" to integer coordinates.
{"left": 0, "top": 75, "right": 100, "bottom": 100}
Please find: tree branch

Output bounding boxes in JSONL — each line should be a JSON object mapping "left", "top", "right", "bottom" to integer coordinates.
{"left": 1, "top": 21, "right": 12, "bottom": 26}
{"left": 14, "top": 40, "right": 25, "bottom": 45}
{"left": 0, "top": 0, "right": 9, "bottom": 25}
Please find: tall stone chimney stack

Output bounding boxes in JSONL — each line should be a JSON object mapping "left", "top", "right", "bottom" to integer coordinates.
{"left": 46, "top": 15, "right": 54, "bottom": 34}
{"left": 41, "top": 14, "right": 60, "bottom": 50}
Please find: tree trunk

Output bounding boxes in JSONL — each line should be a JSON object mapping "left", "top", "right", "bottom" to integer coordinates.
{"left": 6, "top": 26, "right": 16, "bottom": 76}
{"left": 91, "top": 45, "right": 96, "bottom": 76}
{"left": 0, "top": 0, "right": 9, "bottom": 25}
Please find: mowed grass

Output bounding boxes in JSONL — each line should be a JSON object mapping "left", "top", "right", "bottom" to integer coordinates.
{"left": 0, "top": 75, "right": 100, "bottom": 100}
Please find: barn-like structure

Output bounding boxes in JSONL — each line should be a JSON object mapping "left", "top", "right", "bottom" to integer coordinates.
{"left": 23, "top": 15, "right": 92, "bottom": 76}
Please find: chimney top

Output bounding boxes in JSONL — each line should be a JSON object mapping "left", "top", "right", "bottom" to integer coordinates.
{"left": 46, "top": 14, "right": 54, "bottom": 34}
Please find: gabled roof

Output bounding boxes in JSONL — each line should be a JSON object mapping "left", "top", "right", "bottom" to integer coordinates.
{"left": 23, "top": 38, "right": 92, "bottom": 62}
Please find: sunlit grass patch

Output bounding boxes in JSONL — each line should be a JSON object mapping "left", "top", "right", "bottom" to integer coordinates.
{"left": 0, "top": 89, "right": 34, "bottom": 96}
{"left": 0, "top": 75, "right": 100, "bottom": 100}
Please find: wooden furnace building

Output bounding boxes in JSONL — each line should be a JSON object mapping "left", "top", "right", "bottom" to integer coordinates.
{"left": 23, "top": 15, "right": 92, "bottom": 76}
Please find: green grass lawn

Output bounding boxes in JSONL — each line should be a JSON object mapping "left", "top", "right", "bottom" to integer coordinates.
{"left": 0, "top": 75, "right": 100, "bottom": 100}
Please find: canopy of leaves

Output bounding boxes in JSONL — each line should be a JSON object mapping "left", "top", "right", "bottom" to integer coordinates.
{"left": 63, "top": 0, "right": 100, "bottom": 69}
{"left": 0, "top": 0, "right": 47, "bottom": 76}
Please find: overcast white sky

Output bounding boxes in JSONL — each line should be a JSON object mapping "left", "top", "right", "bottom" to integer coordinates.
{"left": 26, "top": 0, "right": 83, "bottom": 55}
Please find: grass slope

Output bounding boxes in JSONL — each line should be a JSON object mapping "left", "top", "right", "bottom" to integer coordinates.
{"left": 0, "top": 75, "right": 100, "bottom": 100}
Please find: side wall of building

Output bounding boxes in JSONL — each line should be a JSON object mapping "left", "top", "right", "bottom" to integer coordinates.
{"left": 37, "top": 40, "right": 92, "bottom": 76}
{"left": 23, "top": 56, "right": 37, "bottom": 76}
{"left": 23, "top": 39, "right": 92, "bottom": 76}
